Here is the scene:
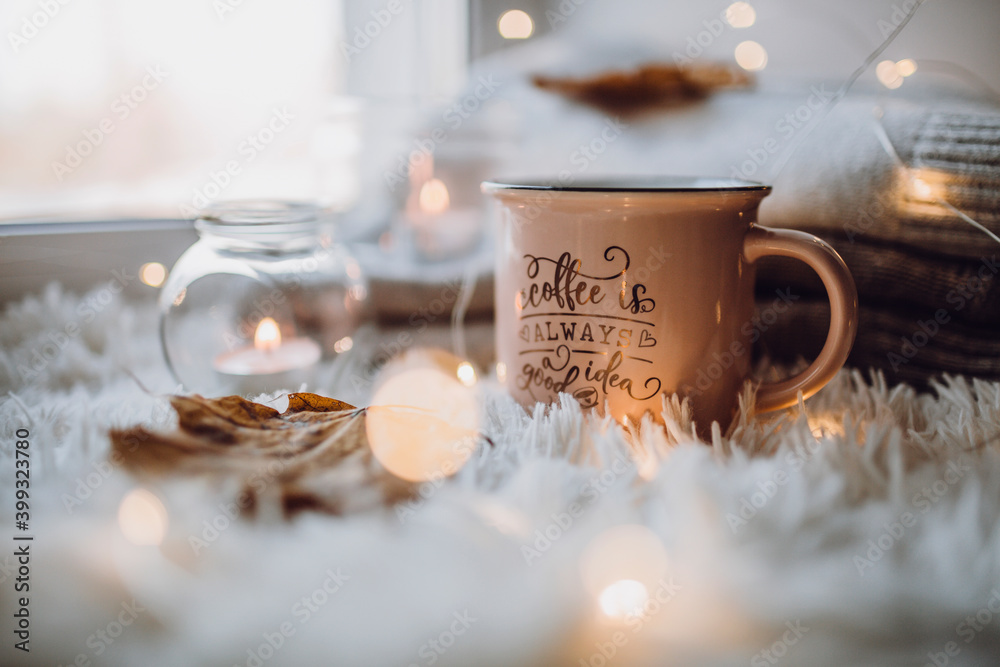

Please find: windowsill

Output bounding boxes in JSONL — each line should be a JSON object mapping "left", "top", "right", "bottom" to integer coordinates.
{"left": 0, "top": 217, "right": 197, "bottom": 305}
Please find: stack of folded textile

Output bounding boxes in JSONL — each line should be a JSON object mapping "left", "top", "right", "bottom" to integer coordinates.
{"left": 757, "top": 103, "right": 1000, "bottom": 387}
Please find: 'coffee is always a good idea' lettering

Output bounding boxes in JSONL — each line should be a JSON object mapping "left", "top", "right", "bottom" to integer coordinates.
{"left": 514, "top": 246, "right": 662, "bottom": 407}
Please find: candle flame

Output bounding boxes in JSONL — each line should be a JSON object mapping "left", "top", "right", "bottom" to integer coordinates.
{"left": 418, "top": 178, "right": 450, "bottom": 215}
{"left": 254, "top": 317, "right": 281, "bottom": 352}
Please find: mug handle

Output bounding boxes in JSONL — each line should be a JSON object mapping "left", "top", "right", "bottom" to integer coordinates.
{"left": 742, "top": 226, "right": 859, "bottom": 413}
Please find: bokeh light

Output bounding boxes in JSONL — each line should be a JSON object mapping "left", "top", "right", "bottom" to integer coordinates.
{"left": 334, "top": 336, "right": 353, "bottom": 354}
{"left": 118, "top": 488, "right": 169, "bottom": 546}
{"left": 418, "top": 178, "right": 450, "bottom": 216}
{"left": 139, "top": 262, "right": 167, "bottom": 287}
{"left": 807, "top": 413, "right": 846, "bottom": 439}
{"left": 911, "top": 177, "right": 933, "bottom": 199}
{"left": 735, "top": 40, "right": 768, "bottom": 71}
{"left": 366, "top": 348, "right": 479, "bottom": 482}
{"left": 632, "top": 442, "right": 660, "bottom": 481}
{"left": 896, "top": 58, "right": 918, "bottom": 77}
{"left": 904, "top": 167, "right": 948, "bottom": 203}
{"left": 580, "top": 524, "right": 669, "bottom": 601}
{"left": 498, "top": 9, "right": 534, "bottom": 39}
{"left": 598, "top": 579, "right": 650, "bottom": 619}
{"left": 877, "top": 60, "right": 904, "bottom": 89}
{"left": 725, "top": 2, "right": 756, "bottom": 28}
{"left": 457, "top": 361, "right": 477, "bottom": 387}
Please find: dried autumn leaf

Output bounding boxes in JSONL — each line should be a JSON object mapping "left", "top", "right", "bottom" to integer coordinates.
{"left": 532, "top": 62, "right": 753, "bottom": 115}
{"left": 110, "top": 392, "right": 419, "bottom": 517}
{"left": 285, "top": 393, "right": 356, "bottom": 414}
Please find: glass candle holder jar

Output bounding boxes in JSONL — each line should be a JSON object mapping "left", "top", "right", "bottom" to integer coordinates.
{"left": 159, "top": 200, "right": 369, "bottom": 395}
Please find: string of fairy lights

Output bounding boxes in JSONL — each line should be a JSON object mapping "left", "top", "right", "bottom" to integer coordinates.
{"left": 496, "top": 1, "right": 926, "bottom": 86}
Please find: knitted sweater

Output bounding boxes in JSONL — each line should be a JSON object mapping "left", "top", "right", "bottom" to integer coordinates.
{"left": 758, "top": 102, "right": 1000, "bottom": 385}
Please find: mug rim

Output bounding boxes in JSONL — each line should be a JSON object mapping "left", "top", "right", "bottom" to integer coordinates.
{"left": 481, "top": 175, "right": 771, "bottom": 194}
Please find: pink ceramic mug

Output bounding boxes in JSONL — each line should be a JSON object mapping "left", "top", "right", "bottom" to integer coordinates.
{"left": 483, "top": 177, "right": 858, "bottom": 431}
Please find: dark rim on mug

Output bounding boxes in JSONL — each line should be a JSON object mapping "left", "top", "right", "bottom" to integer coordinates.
{"left": 481, "top": 176, "right": 772, "bottom": 194}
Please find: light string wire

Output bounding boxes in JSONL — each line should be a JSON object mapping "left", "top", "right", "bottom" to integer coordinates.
{"left": 766, "top": 0, "right": 927, "bottom": 180}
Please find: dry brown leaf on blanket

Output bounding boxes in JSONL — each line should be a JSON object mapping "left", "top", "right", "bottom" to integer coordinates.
{"left": 109, "top": 393, "right": 418, "bottom": 518}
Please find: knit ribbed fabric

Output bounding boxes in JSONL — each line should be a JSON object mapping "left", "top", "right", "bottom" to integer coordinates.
{"left": 761, "top": 101, "right": 1000, "bottom": 259}
{"left": 895, "top": 110, "right": 1000, "bottom": 254}
{"left": 757, "top": 100, "right": 1000, "bottom": 385}
{"left": 757, "top": 299, "right": 1000, "bottom": 388}
{"left": 756, "top": 240, "right": 1000, "bottom": 327}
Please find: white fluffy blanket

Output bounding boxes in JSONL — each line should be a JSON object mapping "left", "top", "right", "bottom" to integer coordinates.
{"left": 2, "top": 284, "right": 1000, "bottom": 667}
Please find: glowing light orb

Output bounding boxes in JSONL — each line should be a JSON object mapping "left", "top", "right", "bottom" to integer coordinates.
{"left": 457, "top": 362, "right": 477, "bottom": 387}
{"left": 725, "top": 2, "right": 756, "bottom": 28}
{"left": 896, "top": 58, "right": 917, "bottom": 77}
{"left": 418, "top": 178, "right": 450, "bottom": 216}
{"left": 366, "top": 349, "right": 479, "bottom": 482}
{"left": 599, "top": 579, "right": 649, "bottom": 619}
{"left": 498, "top": 10, "right": 533, "bottom": 39}
{"left": 140, "top": 262, "right": 166, "bottom": 287}
{"left": 334, "top": 336, "right": 353, "bottom": 354}
{"left": 808, "top": 414, "right": 846, "bottom": 439}
{"left": 580, "top": 524, "right": 669, "bottom": 600}
{"left": 735, "top": 40, "right": 767, "bottom": 71}
{"left": 118, "top": 488, "right": 169, "bottom": 546}
{"left": 876, "top": 60, "right": 904, "bottom": 89}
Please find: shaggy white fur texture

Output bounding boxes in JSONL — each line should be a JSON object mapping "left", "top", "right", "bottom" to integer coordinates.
{"left": 2, "top": 284, "right": 1000, "bottom": 667}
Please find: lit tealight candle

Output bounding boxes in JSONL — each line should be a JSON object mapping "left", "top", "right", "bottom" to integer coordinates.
{"left": 213, "top": 317, "right": 321, "bottom": 393}
{"left": 406, "top": 176, "right": 482, "bottom": 260}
